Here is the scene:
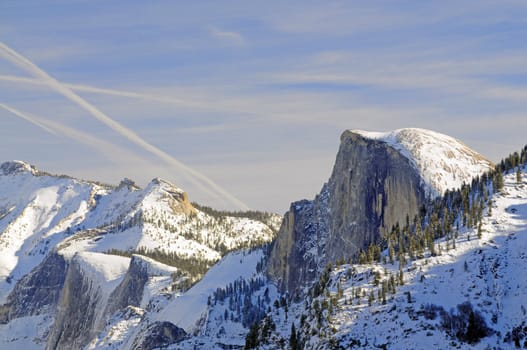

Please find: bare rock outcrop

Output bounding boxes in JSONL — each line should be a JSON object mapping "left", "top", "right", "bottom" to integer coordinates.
{"left": 268, "top": 130, "right": 429, "bottom": 292}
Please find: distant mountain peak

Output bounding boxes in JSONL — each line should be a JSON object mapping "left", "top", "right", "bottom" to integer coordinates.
{"left": 117, "top": 178, "right": 140, "bottom": 191}
{"left": 147, "top": 177, "right": 184, "bottom": 192}
{"left": 0, "top": 160, "right": 37, "bottom": 176}
{"left": 142, "top": 177, "right": 196, "bottom": 216}
{"left": 347, "top": 128, "right": 494, "bottom": 197}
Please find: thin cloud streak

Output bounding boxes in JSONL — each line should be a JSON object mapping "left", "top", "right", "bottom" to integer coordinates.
{"left": 0, "top": 103, "right": 57, "bottom": 136}
{"left": 0, "top": 74, "right": 210, "bottom": 110}
{"left": 0, "top": 42, "right": 249, "bottom": 210}
{"left": 209, "top": 26, "right": 244, "bottom": 45}
{"left": 0, "top": 103, "right": 148, "bottom": 166}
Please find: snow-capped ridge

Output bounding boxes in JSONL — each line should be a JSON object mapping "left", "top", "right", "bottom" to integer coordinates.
{"left": 348, "top": 128, "right": 494, "bottom": 196}
{"left": 74, "top": 251, "right": 130, "bottom": 283}
{"left": 117, "top": 178, "right": 140, "bottom": 191}
{"left": 129, "top": 254, "right": 178, "bottom": 277}
{"left": 145, "top": 177, "right": 185, "bottom": 196}
{"left": 0, "top": 158, "right": 281, "bottom": 349}
{"left": 0, "top": 160, "right": 37, "bottom": 176}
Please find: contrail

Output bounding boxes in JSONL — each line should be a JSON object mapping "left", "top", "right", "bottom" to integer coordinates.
{"left": 0, "top": 103, "right": 149, "bottom": 167}
{"left": 0, "top": 103, "right": 57, "bottom": 136}
{"left": 0, "top": 42, "right": 249, "bottom": 210}
{"left": 0, "top": 74, "right": 209, "bottom": 110}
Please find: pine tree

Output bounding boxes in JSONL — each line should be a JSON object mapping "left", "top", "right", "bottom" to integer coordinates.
{"left": 373, "top": 271, "right": 381, "bottom": 286}
{"left": 389, "top": 243, "right": 395, "bottom": 265}
{"left": 428, "top": 236, "right": 436, "bottom": 256}
{"left": 289, "top": 323, "right": 299, "bottom": 350}
{"left": 245, "top": 323, "right": 259, "bottom": 349}
{"left": 517, "top": 167, "right": 522, "bottom": 184}
{"left": 494, "top": 171, "right": 504, "bottom": 193}
{"left": 389, "top": 274, "right": 396, "bottom": 294}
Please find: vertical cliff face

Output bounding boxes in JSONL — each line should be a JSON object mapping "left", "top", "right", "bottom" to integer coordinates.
{"left": 324, "top": 131, "right": 426, "bottom": 262}
{"left": 46, "top": 256, "right": 104, "bottom": 350}
{"left": 45, "top": 253, "right": 130, "bottom": 350}
{"left": 131, "top": 321, "right": 187, "bottom": 350}
{"left": 268, "top": 129, "right": 492, "bottom": 293}
{"left": 0, "top": 252, "right": 67, "bottom": 323}
{"left": 104, "top": 255, "right": 150, "bottom": 317}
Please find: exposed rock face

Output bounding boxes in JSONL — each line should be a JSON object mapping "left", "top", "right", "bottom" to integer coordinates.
{"left": 132, "top": 321, "right": 187, "bottom": 350}
{"left": 150, "top": 178, "right": 197, "bottom": 216}
{"left": 0, "top": 160, "right": 36, "bottom": 176}
{"left": 0, "top": 252, "right": 67, "bottom": 323}
{"left": 268, "top": 130, "right": 428, "bottom": 292}
{"left": 44, "top": 253, "right": 175, "bottom": 350}
{"left": 104, "top": 255, "right": 149, "bottom": 317}
{"left": 46, "top": 256, "right": 101, "bottom": 350}
{"left": 325, "top": 130, "right": 426, "bottom": 260}
{"left": 0, "top": 158, "right": 282, "bottom": 349}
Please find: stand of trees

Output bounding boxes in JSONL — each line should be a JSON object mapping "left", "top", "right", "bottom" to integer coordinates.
{"left": 353, "top": 145, "right": 527, "bottom": 268}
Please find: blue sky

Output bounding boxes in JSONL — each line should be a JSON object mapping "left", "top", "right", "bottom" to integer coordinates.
{"left": 1, "top": 0, "right": 527, "bottom": 212}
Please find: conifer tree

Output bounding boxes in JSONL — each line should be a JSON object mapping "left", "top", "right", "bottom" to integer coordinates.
{"left": 389, "top": 243, "right": 395, "bottom": 265}
{"left": 494, "top": 171, "right": 504, "bottom": 193}
{"left": 381, "top": 282, "right": 387, "bottom": 305}
{"left": 289, "top": 323, "right": 299, "bottom": 350}
{"left": 245, "top": 323, "right": 259, "bottom": 349}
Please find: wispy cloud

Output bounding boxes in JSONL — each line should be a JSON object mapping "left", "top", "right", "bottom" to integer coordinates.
{"left": 0, "top": 42, "right": 249, "bottom": 210}
{"left": 209, "top": 26, "right": 244, "bottom": 45}
{"left": 0, "top": 74, "right": 210, "bottom": 110}
{"left": 268, "top": 51, "right": 527, "bottom": 103}
{"left": 2, "top": 1, "right": 527, "bottom": 211}
{"left": 0, "top": 103, "right": 148, "bottom": 166}
{"left": 0, "top": 103, "right": 57, "bottom": 135}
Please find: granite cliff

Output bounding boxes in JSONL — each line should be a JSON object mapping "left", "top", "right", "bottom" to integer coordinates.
{"left": 268, "top": 128, "right": 493, "bottom": 292}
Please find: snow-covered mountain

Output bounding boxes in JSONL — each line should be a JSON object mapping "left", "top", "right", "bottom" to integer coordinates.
{"left": 0, "top": 128, "right": 524, "bottom": 350}
{"left": 352, "top": 128, "right": 494, "bottom": 197}
{"left": 135, "top": 147, "right": 524, "bottom": 350}
{"left": 268, "top": 128, "right": 494, "bottom": 293}
{"left": 0, "top": 160, "right": 280, "bottom": 349}
{"left": 245, "top": 165, "right": 527, "bottom": 350}
{"left": 0, "top": 161, "right": 279, "bottom": 299}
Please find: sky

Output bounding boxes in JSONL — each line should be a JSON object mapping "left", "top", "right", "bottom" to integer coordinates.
{"left": 1, "top": 0, "right": 527, "bottom": 213}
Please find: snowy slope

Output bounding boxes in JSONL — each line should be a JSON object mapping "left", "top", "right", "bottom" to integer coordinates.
{"left": 73, "top": 177, "right": 278, "bottom": 265}
{"left": 157, "top": 249, "right": 264, "bottom": 332}
{"left": 0, "top": 161, "right": 279, "bottom": 298}
{"left": 352, "top": 128, "right": 494, "bottom": 197}
{"left": 81, "top": 248, "right": 271, "bottom": 350}
{"left": 0, "top": 161, "right": 101, "bottom": 302}
{"left": 0, "top": 160, "right": 280, "bottom": 350}
{"left": 0, "top": 133, "right": 508, "bottom": 350}
{"left": 260, "top": 167, "right": 527, "bottom": 349}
